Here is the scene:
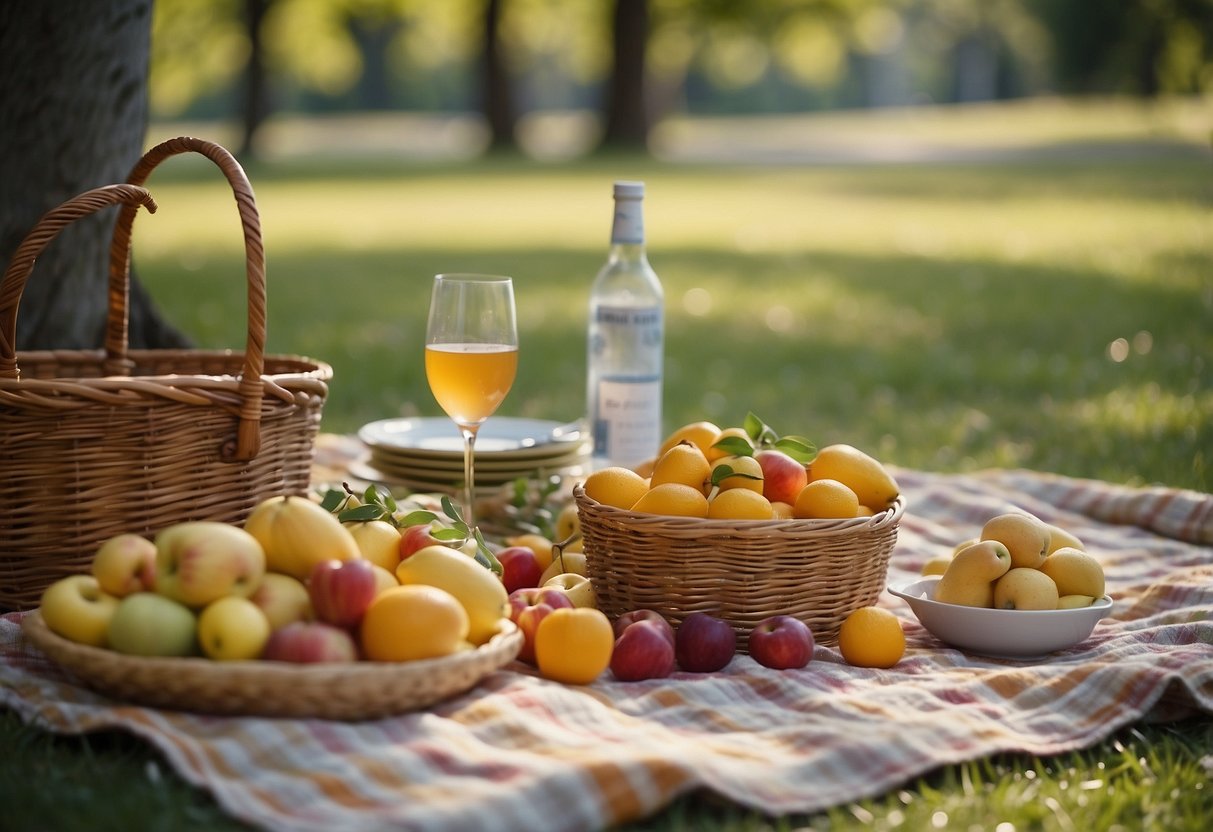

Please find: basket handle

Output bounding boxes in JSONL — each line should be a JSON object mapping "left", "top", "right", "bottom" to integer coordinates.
{"left": 0, "top": 184, "right": 158, "bottom": 381}
{"left": 115, "top": 136, "right": 267, "bottom": 462}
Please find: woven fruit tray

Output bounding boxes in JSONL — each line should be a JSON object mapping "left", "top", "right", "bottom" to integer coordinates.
{"left": 22, "top": 612, "right": 521, "bottom": 720}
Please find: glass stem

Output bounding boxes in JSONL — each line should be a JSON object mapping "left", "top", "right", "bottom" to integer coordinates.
{"left": 461, "top": 425, "right": 479, "bottom": 530}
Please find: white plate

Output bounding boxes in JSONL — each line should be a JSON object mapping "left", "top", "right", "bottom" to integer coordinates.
{"left": 369, "top": 445, "right": 590, "bottom": 475}
{"left": 889, "top": 577, "right": 1113, "bottom": 659}
{"left": 359, "top": 417, "right": 583, "bottom": 459}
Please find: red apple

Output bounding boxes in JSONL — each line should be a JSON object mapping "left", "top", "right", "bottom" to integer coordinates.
{"left": 748, "top": 614, "right": 815, "bottom": 670}
{"left": 508, "top": 586, "right": 574, "bottom": 664}
{"left": 261, "top": 621, "right": 359, "bottom": 663}
{"left": 610, "top": 619, "right": 676, "bottom": 681}
{"left": 308, "top": 559, "right": 378, "bottom": 629}
{"left": 755, "top": 449, "right": 809, "bottom": 506}
{"left": 613, "top": 609, "right": 674, "bottom": 644}
{"left": 675, "top": 612, "right": 736, "bottom": 673}
{"left": 398, "top": 522, "right": 445, "bottom": 561}
{"left": 497, "top": 546, "right": 545, "bottom": 594}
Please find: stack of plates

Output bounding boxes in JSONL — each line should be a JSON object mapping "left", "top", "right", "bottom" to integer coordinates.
{"left": 353, "top": 417, "right": 591, "bottom": 493}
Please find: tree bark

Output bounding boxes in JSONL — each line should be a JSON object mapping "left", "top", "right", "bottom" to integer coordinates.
{"left": 599, "top": 0, "right": 650, "bottom": 151}
{"left": 0, "top": 0, "right": 190, "bottom": 351}
{"left": 238, "top": 0, "right": 272, "bottom": 159}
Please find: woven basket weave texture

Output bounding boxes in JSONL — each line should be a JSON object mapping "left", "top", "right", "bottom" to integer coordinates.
{"left": 0, "top": 138, "right": 330, "bottom": 610}
{"left": 575, "top": 486, "right": 904, "bottom": 647}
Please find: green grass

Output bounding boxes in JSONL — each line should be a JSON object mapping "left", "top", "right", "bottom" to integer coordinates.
{"left": 4, "top": 100, "right": 1212, "bottom": 829}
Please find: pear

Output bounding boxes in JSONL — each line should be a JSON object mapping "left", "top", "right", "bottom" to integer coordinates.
{"left": 993, "top": 567, "right": 1059, "bottom": 611}
{"left": 1040, "top": 547, "right": 1105, "bottom": 599}
{"left": 981, "top": 512, "right": 1051, "bottom": 570}
{"left": 933, "top": 540, "right": 1011, "bottom": 608}
{"left": 395, "top": 545, "right": 509, "bottom": 645}
{"left": 244, "top": 495, "right": 360, "bottom": 580}
{"left": 807, "top": 444, "right": 899, "bottom": 511}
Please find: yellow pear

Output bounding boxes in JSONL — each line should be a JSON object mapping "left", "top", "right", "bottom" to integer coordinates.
{"left": 244, "top": 495, "right": 360, "bottom": 580}
{"left": 1046, "top": 524, "right": 1085, "bottom": 554}
{"left": 395, "top": 544, "right": 509, "bottom": 645}
{"left": 921, "top": 556, "right": 953, "bottom": 577}
{"left": 993, "top": 567, "right": 1059, "bottom": 611}
{"left": 807, "top": 444, "right": 899, "bottom": 510}
{"left": 538, "top": 550, "right": 588, "bottom": 585}
{"left": 1057, "top": 594, "right": 1096, "bottom": 609}
{"left": 345, "top": 520, "right": 403, "bottom": 572}
{"left": 1040, "top": 547, "right": 1105, "bottom": 599}
{"left": 933, "top": 540, "right": 1012, "bottom": 607}
{"left": 981, "top": 513, "right": 1051, "bottom": 570}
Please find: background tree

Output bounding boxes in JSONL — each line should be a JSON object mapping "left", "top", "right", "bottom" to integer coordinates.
{"left": 0, "top": 0, "right": 188, "bottom": 351}
{"left": 599, "top": 0, "right": 652, "bottom": 151}
{"left": 482, "top": 0, "right": 519, "bottom": 151}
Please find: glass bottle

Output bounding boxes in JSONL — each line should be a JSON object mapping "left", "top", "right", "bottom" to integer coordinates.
{"left": 586, "top": 181, "right": 664, "bottom": 470}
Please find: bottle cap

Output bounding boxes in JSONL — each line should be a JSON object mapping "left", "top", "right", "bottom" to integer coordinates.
{"left": 613, "top": 181, "right": 645, "bottom": 200}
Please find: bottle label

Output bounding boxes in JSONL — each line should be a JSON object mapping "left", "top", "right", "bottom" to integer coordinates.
{"left": 593, "top": 378, "right": 661, "bottom": 469}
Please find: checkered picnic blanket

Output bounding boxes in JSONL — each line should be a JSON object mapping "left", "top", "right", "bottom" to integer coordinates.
{"left": 2, "top": 437, "right": 1211, "bottom": 832}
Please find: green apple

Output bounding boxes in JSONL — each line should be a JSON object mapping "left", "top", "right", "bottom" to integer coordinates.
{"left": 154, "top": 521, "right": 266, "bottom": 608}
{"left": 198, "top": 596, "right": 271, "bottom": 661}
{"left": 40, "top": 575, "right": 120, "bottom": 647}
{"left": 108, "top": 592, "right": 198, "bottom": 657}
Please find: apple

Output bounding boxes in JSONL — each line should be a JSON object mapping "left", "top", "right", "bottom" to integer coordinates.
{"left": 154, "top": 521, "right": 266, "bottom": 608}
{"left": 755, "top": 449, "right": 809, "bottom": 506}
{"left": 674, "top": 612, "right": 736, "bottom": 672}
{"left": 248, "top": 572, "right": 312, "bottom": 631}
{"left": 538, "top": 550, "right": 589, "bottom": 586}
{"left": 610, "top": 619, "right": 676, "bottom": 681}
{"left": 107, "top": 592, "right": 198, "bottom": 657}
{"left": 91, "top": 534, "right": 157, "bottom": 597}
{"left": 496, "top": 546, "right": 545, "bottom": 594}
{"left": 748, "top": 615, "right": 815, "bottom": 670}
{"left": 198, "top": 596, "right": 272, "bottom": 661}
{"left": 309, "top": 559, "right": 378, "bottom": 629}
{"left": 345, "top": 520, "right": 403, "bottom": 572}
{"left": 508, "top": 586, "right": 574, "bottom": 664}
{"left": 398, "top": 521, "right": 446, "bottom": 561}
{"left": 613, "top": 609, "right": 674, "bottom": 644}
{"left": 39, "top": 575, "right": 120, "bottom": 648}
{"left": 542, "top": 572, "right": 596, "bottom": 609}
{"left": 993, "top": 567, "right": 1059, "bottom": 611}
{"left": 261, "top": 620, "right": 359, "bottom": 663}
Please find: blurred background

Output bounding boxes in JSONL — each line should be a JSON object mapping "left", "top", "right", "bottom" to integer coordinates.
{"left": 147, "top": 0, "right": 1213, "bottom": 161}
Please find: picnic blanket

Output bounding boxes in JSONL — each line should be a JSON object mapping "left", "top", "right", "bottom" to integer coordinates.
{"left": 2, "top": 435, "right": 1211, "bottom": 832}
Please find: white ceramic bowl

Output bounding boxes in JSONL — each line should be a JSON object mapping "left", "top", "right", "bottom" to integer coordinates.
{"left": 889, "top": 577, "right": 1113, "bottom": 659}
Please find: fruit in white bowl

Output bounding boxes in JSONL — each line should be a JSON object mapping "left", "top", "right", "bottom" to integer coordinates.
{"left": 890, "top": 577, "right": 1113, "bottom": 659}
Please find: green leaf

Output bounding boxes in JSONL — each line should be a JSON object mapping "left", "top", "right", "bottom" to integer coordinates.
{"left": 319, "top": 489, "right": 346, "bottom": 513}
{"left": 338, "top": 504, "right": 385, "bottom": 523}
{"left": 440, "top": 495, "right": 464, "bottom": 525}
{"left": 710, "top": 463, "right": 763, "bottom": 488}
{"left": 432, "top": 527, "right": 465, "bottom": 543}
{"left": 743, "top": 411, "right": 781, "bottom": 448}
{"left": 712, "top": 435, "right": 755, "bottom": 458}
{"left": 774, "top": 435, "right": 816, "bottom": 463}
{"left": 397, "top": 510, "right": 438, "bottom": 528}
{"left": 473, "top": 528, "right": 503, "bottom": 576}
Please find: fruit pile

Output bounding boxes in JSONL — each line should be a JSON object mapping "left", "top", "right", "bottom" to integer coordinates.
{"left": 929, "top": 511, "right": 1106, "bottom": 610}
{"left": 583, "top": 414, "right": 899, "bottom": 521}
{"left": 38, "top": 494, "right": 515, "bottom": 664}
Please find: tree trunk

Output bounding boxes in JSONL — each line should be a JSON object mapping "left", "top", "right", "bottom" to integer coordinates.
{"left": 238, "top": 0, "right": 272, "bottom": 159}
{"left": 0, "top": 0, "right": 190, "bottom": 351}
{"left": 482, "top": 0, "right": 517, "bottom": 151}
{"left": 599, "top": 0, "right": 650, "bottom": 151}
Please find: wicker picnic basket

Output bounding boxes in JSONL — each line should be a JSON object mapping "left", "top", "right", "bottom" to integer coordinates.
{"left": 0, "top": 137, "right": 331, "bottom": 610}
{"left": 574, "top": 486, "right": 905, "bottom": 647}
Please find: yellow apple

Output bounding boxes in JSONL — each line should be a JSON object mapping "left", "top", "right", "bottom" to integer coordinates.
{"left": 1040, "top": 547, "right": 1105, "bottom": 599}
{"left": 91, "top": 534, "right": 157, "bottom": 597}
{"left": 981, "top": 513, "right": 1051, "bottom": 569}
{"left": 993, "top": 567, "right": 1059, "bottom": 611}
{"left": 934, "top": 540, "right": 1012, "bottom": 607}
{"left": 542, "top": 572, "right": 597, "bottom": 609}
{"left": 198, "top": 596, "right": 272, "bottom": 660}
{"left": 39, "top": 575, "right": 120, "bottom": 647}
{"left": 154, "top": 522, "right": 266, "bottom": 608}
{"left": 538, "top": 550, "right": 588, "bottom": 586}
{"left": 345, "top": 520, "right": 403, "bottom": 572}
{"left": 248, "top": 572, "right": 312, "bottom": 630}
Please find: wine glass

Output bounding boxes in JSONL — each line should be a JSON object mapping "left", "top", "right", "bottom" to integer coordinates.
{"left": 425, "top": 274, "right": 518, "bottom": 530}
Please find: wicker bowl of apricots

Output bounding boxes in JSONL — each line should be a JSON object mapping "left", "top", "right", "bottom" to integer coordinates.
{"left": 574, "top": 414, "right": 904, "bottom": 647}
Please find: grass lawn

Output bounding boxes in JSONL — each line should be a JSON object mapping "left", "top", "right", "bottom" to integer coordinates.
{"left": 3, "top": 98, "right": 1211, "bottom": 829}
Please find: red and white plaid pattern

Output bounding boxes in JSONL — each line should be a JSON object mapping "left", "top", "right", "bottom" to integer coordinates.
{"left": 3, "top": 447, "right": 1211, "bottom": 832}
